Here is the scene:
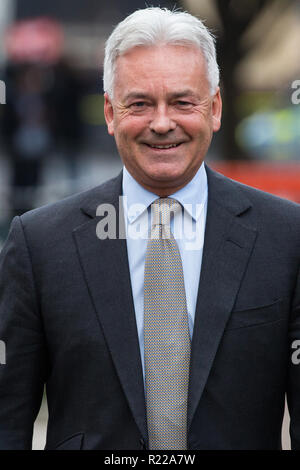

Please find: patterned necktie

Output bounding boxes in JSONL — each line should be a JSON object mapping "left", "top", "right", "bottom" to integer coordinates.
{"left": 144, "top": 197, "right": 191, "bottom": 450}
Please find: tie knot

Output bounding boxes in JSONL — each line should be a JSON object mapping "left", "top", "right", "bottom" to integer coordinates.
{"left": 151, "top": 198, "right": 181, "bottom": 227}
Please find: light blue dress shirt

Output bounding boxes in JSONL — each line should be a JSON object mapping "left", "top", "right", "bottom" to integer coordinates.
{"left": 122, "top": 163, "right": 208, "bottom": 377}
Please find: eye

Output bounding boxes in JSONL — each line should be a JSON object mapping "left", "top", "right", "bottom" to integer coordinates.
{"left": 176, "top": 100, "right": 193, "bottom": 108}
{"left": 130, "top": 101, "right": 147, "bottom": 109}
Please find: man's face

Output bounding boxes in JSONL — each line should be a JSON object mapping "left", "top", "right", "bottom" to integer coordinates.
{"left": 104, "top": 44, "right": 222, "bottom": 196}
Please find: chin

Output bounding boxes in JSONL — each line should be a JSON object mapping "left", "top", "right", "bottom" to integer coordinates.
{"left": 144, "top": 173, "right": 189, "bottom": 194}
{"left": 145, "top": 164, "right": 186, "bottom": 181}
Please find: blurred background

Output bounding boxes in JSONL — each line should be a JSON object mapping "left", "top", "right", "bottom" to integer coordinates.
{"left": 0, "top": 0, "right": 299, "bottom": 450}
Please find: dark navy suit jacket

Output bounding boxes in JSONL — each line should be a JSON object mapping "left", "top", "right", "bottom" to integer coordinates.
{"left": 0, "top": 165, "right": 299, "bottom": 449}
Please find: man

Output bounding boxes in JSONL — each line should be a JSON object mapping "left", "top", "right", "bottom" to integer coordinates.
{"left": 0, "top": 7, "right": 299, "bottom": 450}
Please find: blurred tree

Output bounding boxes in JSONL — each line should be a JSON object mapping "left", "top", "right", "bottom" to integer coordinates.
{"left": 215, "top": 0, "right": 290, "bottom": 159}
{"left": 184, "top": 0, "right": 294, "bottom": 160}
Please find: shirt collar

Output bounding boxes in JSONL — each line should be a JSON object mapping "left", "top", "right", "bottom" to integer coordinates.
{"left": 122, "top": 163, "right": 208, "bottom": 224}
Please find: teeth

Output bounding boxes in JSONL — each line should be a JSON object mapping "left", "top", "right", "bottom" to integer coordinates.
{"left": 150, "top": 144, "right": 178, "bottom": 149}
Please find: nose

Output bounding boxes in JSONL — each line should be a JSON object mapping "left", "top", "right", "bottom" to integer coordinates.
{"left": 149, "top": 104, "right": 176, "bottom": 134}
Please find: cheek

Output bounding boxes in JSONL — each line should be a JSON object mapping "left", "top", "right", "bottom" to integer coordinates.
{"left": 190, "top": 121, "right": 213, "bottom": 143}
{"left": 115, "top": 117, "right": 147, "bottom": 143}
{"left": 178, "top": 114, "right": 207, "bottom": 134}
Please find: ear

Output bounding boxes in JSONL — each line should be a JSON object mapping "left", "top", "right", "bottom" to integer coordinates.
{"left": 211, "top": 87, "right": 222, "bottom": 132}
{"left": 104, "top": 92, "right": 114, "bottom": 136}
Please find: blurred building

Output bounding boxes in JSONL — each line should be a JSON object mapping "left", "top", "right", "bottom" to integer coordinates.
{"left": 0, "top": 0, "right": 299, "bottom": 225}
{"left": 184, "top": 0, "right": 300, "bottom": 201}
{"left": 186, "top": 0, "right": 300, "bottom": 88}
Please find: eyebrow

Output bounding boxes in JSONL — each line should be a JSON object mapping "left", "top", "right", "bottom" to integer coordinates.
{"left": 170, "top": 90, "right": 199, "bottom": 99}
{"left": 124, "top": 89, "right": 199, "bottom": 102}
{"left": 124, "top": 92, "right": 151, "bottom": 102}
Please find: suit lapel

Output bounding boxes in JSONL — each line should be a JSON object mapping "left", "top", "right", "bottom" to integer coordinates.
{"left": 73, "top": 173, "right": 148, "bottom": 442}
{"left": 187, "top": 166, "right": 258, "bottom": 430}
{"left": 71, "top": 166, "right": 258, "bottom": 441}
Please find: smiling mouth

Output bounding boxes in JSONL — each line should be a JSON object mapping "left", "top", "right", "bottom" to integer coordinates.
{"left": 145, "top": 143, "right": 182, "bottom": 149}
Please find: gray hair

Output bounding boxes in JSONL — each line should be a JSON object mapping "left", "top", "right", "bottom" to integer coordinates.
{"left": 103, "top": 7, "right": 219, "bottom": 98}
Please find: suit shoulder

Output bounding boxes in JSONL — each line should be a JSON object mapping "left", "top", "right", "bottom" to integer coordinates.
{"left": 19, "top": 173, "right": 122, "bottom": 237}
{"left": 211, "top": 167, "right": 300, "bottom": 216}
{"left": 206, "top": 166, "right": 300, "bottom": 244}
{"left": 227, "top": 177, "right": 300, "bottom": 245}
{"left": 234, "top": 178, "right": 300, "bottom": 220}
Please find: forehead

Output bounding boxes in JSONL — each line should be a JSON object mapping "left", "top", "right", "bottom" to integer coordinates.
{"left": 113, "top": 44, "right": 209, "bottom": 96}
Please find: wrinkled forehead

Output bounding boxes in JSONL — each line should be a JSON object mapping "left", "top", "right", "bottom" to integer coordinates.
{"left": 112, "top": 44, "right": 209, "bottom": 97}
